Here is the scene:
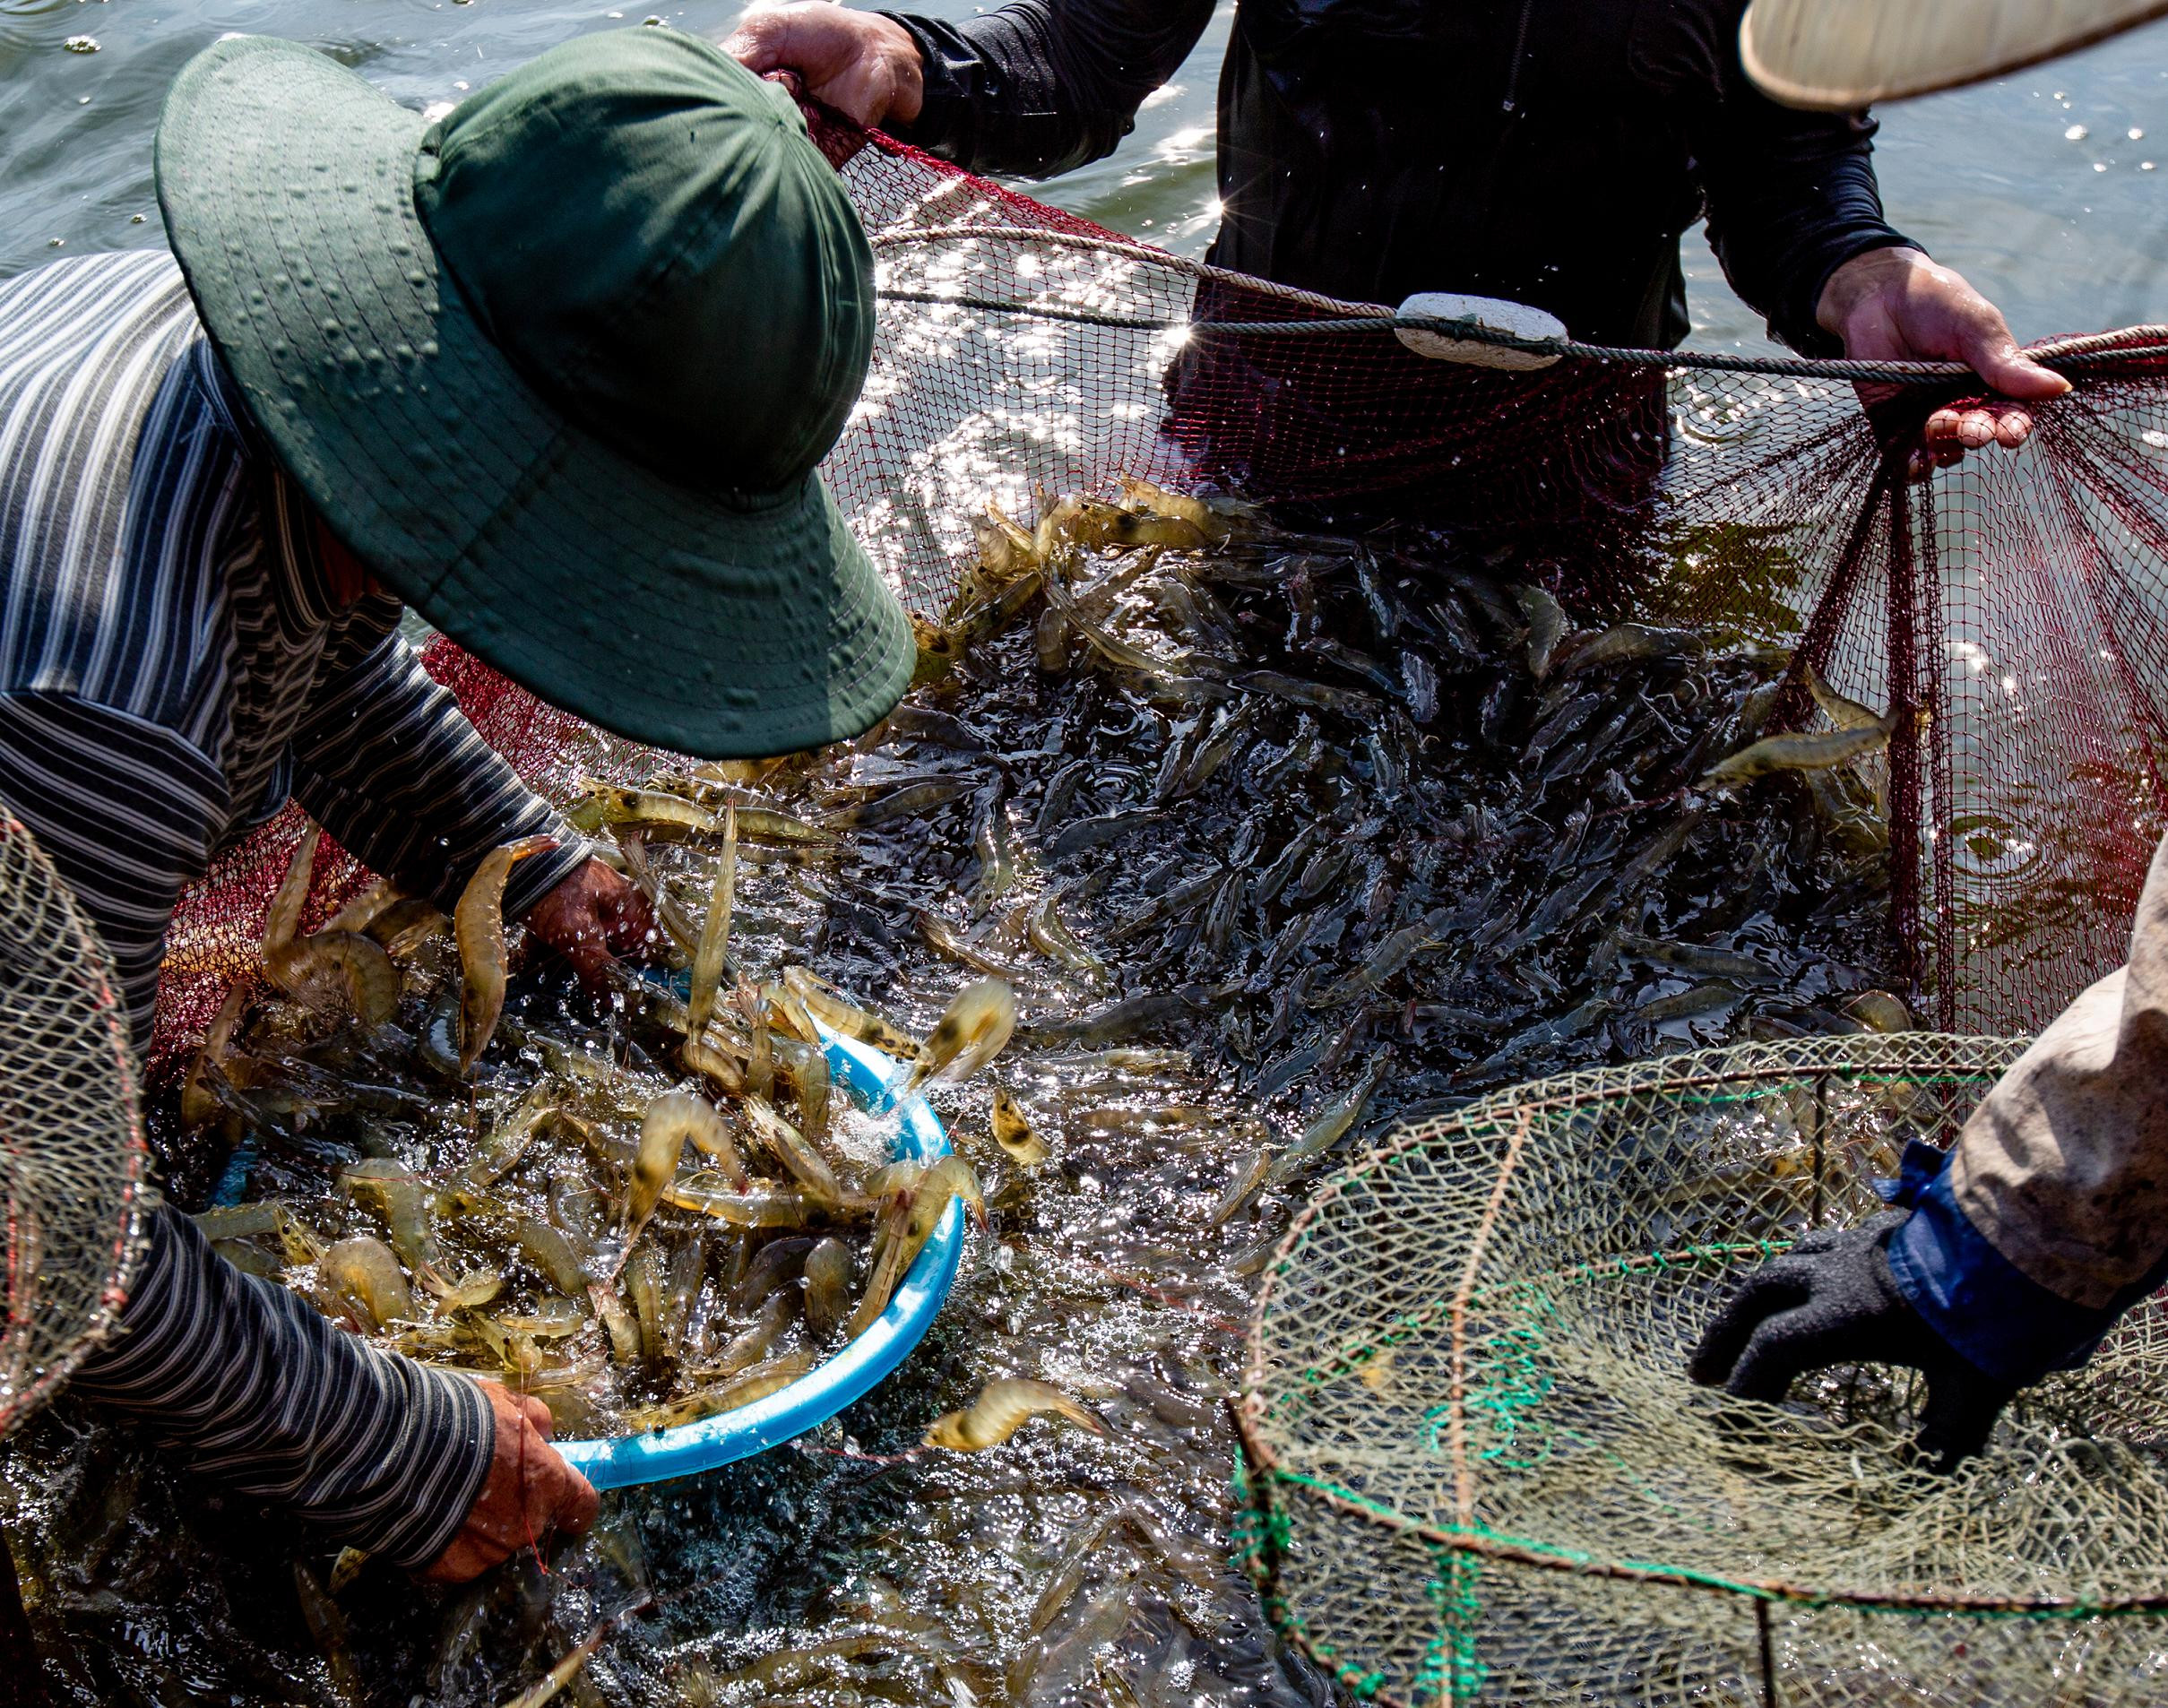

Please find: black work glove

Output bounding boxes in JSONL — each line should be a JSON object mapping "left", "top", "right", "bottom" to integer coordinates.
{"left": 1689, "top": 1212, "right": 2018, "bottom": 1472}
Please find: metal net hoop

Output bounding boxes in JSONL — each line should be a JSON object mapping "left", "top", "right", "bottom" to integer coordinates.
{"left": 1235, "top": 1034, "right": 2168, "bottom": 1707}
{"left": 0, "top": 800, "right": 150, "bottom": 1440}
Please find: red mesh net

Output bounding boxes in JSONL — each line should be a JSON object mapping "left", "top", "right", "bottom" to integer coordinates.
{"left": 147, "top": 111, "right": 2168, "bottom": 1083}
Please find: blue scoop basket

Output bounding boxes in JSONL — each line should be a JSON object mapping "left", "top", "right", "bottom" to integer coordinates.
{"left": 555, "top": 1023, "right": 963, "bottom": 1489}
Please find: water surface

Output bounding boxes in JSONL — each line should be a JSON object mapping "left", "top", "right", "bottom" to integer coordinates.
{"left": 5, "top": 1, "right": 2167, "bottom": 347}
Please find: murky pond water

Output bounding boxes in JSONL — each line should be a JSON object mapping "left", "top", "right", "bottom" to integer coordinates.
{"left": 0, "top": 4, "right": 2163, "bottom": 1705}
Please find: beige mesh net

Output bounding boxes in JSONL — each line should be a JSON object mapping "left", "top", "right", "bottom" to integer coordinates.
{"left": 1234, "top": 1034, "right": 2168, "bottom": 1706}
{"left": 0, "top": 799, "right": 151, "bottom": 1440}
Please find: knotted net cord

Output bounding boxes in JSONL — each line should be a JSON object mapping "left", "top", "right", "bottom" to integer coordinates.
{"left": 0, "top": 801, "right": 149, "bottom": 1438}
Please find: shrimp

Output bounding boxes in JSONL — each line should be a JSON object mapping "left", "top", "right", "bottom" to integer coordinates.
{"left": 565, "top": 783, "right": 717, "bottom": 839}
{"left": 738, "top": 984, "right": 774, "bottom": 1100}
{"left": 989, "top": 1087, "right": 1049, "bottom": 1165}
{"left": 514, "top": 1215, "right": 590, "bottom": 1297}
{"left": 263, "top": 824, "right": 322, "bottom": 967}
{"left": 661, "top": 1180, "right": 817, "bottom": 1228}
{"left": 1025, "top": 893, "right": 1107, "bottom": 984}
{"left": 614, "top": 829, "right": 700, "bottom": 956}
{"left": 845, "top": 1187, "right": 917, "bottom": 1340}
{"left": 364, "top": 896, "right": 451, "bottom": 957}
{"left": 623, "top": 1094, "right": 695, "bottom": 1244}
{"left": 644, "top": 1089, "right": 745, "bottom": 1188}
{"left": 682, "top": 1034, "right": 747, "bottom": 1097}
{"left": 454, "top": 833, "right": 554, "bottom": 1075}
{"left": 338, "top": 1159, "right": 445, "bottom": 1287}
{"left": 460, "top": 1087, "right": 552, "bottom": 1188}
{"left": 260, "top": 832, "right": 401, "bottom": 1025}
{"left": 289, "top": 931, "right": 400, "bottom": 1027}
{"left": 1264, "top": 1054, "right": 1391, "bottom": 1189}
{"left": 910, "top": 613, "right": 965, "bottom": 686}
{"left": 709, "top": 1289, "right": 798, "bottom": 1374}
{"left": 1847, "top": 988, "right": 1912, "bottom": 1032}
{"left": 180, "top": 983, "right": 248, "bottom": 1131}
{"left": 795, "top": 1047, "right": 833, "bottom": 1150}
{"left": 899, "top": 979, "right": 1017, "bottom": 1098}
{"left": 801, "top": 1237, "right": 853, "bottom": 1342}
{"left": 742, "top": 1097, "right": 845, "bottom": 1206}
{"left": 1804, "top": 660, "right": 1885, "bottom": 732}
{"left": 686, "top": 804, "right": 737, "bottom": 1038}
{"left": 589, "top": 1279, "right": 642, "bottom": 1366}
{"left": 291, "top": 1561, "right": 361, "bottom": 1703}
{"left": 626, "top": 1246, "right": 666, "bottom": 1365}
{"left": 1118, "top": 475, "right": 1237, "bottom": 543}
{"left": 846, "top": 1156, "right": 979, "bottom": 1339}
{"left": 320, "top": 878, "right": 399, "bottom": 936}
{"left": 1209, "top": 1146, "right": 1271, "bottom": 1225}
{"left": 922, "top": 1377, "right": 1103, "bottom": 1452}
{"left": 321, "top": 1234, "right": 413, "bottom": 1332}
{"left": 429, "top": 1269, "right": 505, "bottom": 1312}
{"left": 972, "top": 500, "right": 1042, "bottom": 584}
{"left": 624, "top": 1351, "right": 812, "bottom": 1432}
{"left": 1697, "top": 710, "right": 1902, "bottom": 792}
{"left": 656, "top": 1236, "right": 704, "bottom": 1362}
{"left": 781, "top": 966, "right": 920, "bottom": 1057}
{"left": 907, "top": 1155, "right": 985, "bottom": 1248}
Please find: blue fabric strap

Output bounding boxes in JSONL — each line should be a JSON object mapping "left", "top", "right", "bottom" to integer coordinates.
{"left": 1883, "top": 1141, "right": 2126, "bottom": 1387}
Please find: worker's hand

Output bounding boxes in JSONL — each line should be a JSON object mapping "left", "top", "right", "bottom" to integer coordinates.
{"left": 725, "top": 3, "right": 926, "bottom": 130}
{"left": 422, "top": 1383, "right": 598, "bottom": 1583}
{"left": 523, "top": 857, "right": 658, "bottom": 995}
{"left": 1689, "top": 1212, "right": 2017, "bottom": 1472}
{"left": 1818, "top": 247, "right": 2070, "bottom": 476}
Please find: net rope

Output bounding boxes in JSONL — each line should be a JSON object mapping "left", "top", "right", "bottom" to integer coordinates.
{"left": 147, "top": 108, "right": 2168, "bottom": 1083}
{"left": 0, "top": 799, "right": 151, "bottom": 1438}
{"left": 1235, "top": 1035, "right": 2168, "bottom": 1706}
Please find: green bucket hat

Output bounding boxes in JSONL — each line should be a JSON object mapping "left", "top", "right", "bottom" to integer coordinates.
{"left": 154, "top": 28, "right": 912, "bottom": 758}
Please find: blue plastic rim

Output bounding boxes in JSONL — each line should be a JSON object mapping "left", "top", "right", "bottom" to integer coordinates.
{"left": 555, "top": 1022, "right": 962, "bottom": 1489}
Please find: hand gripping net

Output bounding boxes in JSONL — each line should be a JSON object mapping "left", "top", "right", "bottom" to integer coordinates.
{"left": 0, "top": 800, "right": 150, "bottom": 1439}
{"left": 1231, "top": 1034, "right": 2168, "bottom": 1707}
{"left": 149, "top": 106, "right": 2168, "bottom": 1079}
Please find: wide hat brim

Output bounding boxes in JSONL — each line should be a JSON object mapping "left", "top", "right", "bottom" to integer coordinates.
{"left": 154, "top": 36, "right": 912, "bottom": 760}
{"left": 1742, "top": 0, "right": 2168, "bottom": 109}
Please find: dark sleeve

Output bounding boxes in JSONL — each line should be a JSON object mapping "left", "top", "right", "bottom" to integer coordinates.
{"left": 878, "top": 0, "right": 1214, "bottom": 177}
{"left": 68, "top": 1206, "right": 494, "bottom": 1568}
{"left": 288, "top": 610, "right": 591, "bottom": 920}
{"left": 1693, "top": 93, "right": 1915, "bottom": 356}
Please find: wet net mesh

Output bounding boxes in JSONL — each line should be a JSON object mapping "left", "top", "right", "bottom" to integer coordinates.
{"left": 0, "top": 799, "right": 150, "bottom": 1438}
{"left": 146, "top": 109, "right": 2168, "bottom": 1083}
{"left": 1231, "top": 1034, "right": 2168, "bottom": 1706}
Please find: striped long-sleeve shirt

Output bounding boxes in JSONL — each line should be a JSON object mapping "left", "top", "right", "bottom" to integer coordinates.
{"left": 3, "top": 250, "right": 593, "bottom": 1566}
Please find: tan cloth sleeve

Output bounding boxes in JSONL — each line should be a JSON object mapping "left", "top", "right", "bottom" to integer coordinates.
{"left": 1951, "top": 832, "right": 2168, "bottom": 1310}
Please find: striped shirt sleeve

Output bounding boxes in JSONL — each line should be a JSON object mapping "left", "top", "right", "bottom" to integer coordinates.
{"left": 0, "top": 691, "right": 227, "bottom": 1054}
{"left": 68, "top": 1206, "right": 495, "bottom": 1568}
{"left": 0, "top": 257, "right": 522, "bottom": 1566}
{"left": 286, "top": 614, "right": 591, "bottom": 915}
{"left": 0, "top": 691, "right": 498, "bottom": 1566}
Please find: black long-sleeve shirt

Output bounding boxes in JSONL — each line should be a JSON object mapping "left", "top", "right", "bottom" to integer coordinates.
{"left": 882, "top": 0, "right": 1913, "bottom": 353}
